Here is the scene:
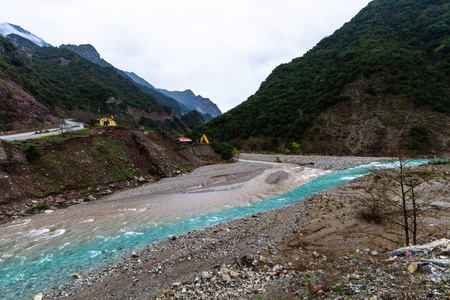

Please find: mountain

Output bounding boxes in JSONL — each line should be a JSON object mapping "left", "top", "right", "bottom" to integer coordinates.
{"left": 123, "top": 71, "right": 222, "bottom": 118}
{"left": 193, "top": 0, "right": 450, "bottom": 156}
{"left": 0, "top": 35, "right": 206, "bottom": 136}
{"left": 59, "top": 44, "right": 113, "bottom": 68}
{"left": 0, "top": 23, "right": 51, "bottom": 48}
{"left": 58, "top": 43, "right": 218, "bottom": 119}
{"left": 159, "top": 89, "right": 222, "bottom": 118}
{"left": 122, "top": 71, "right": 190, "bottom": 117}
{"left": 132, "top": 83, "right": 189, "bottom": 117}
{"left": 3, "top": 34, "right": 41, "bottom": 51}
{"left": 0, "top": 36, "right": 173, "bottom": 131}
{"left": 56, "top": 44, "right": 182, "bottom": 114}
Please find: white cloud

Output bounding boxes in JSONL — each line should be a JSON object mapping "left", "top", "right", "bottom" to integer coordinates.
{"left": 2, "top": 0, "right": 371, "bottom": 112}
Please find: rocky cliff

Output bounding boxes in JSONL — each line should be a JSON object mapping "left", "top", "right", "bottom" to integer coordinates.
{"left": 59, "top": 44, "right": 113, "bottom": 68}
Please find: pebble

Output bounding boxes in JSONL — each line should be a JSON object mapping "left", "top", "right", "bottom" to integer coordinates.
{"left": 33, "top": 292, "right": 43, "bottom": 300}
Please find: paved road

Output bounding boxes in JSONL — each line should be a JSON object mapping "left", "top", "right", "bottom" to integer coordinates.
{"left": 0, "top": 120, "right": 84, "bottom": 141}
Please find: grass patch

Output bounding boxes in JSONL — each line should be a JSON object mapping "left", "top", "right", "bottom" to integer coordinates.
{"left": 41, "top": 154, "right": 59, "bottom": 164}
{"left": 33, "top": 203, "right": 48, "bottom": 210}
{"left": 26, "top": 128, "right": 90, "bottom": 145}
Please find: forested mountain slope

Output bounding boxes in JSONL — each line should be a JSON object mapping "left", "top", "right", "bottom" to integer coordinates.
{"left": 193, "top": 0, "right": 449, "bottom": 156}
{"left": 0, "top": 37, "right": 172, "bottom": 130}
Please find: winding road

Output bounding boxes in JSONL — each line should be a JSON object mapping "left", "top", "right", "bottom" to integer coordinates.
{"left": 0, "top": 120, "right": 84, "bottom": 141}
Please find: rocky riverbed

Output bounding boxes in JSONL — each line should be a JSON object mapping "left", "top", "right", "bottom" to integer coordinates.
{"left": 239, "top": 153, "right": 392, "bottom": 170}
{"left": 38, "top": 156, "right": 449, "bottom": 299}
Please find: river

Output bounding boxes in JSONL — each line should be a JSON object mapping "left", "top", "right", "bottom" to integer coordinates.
{"left": 0, "top": 158, "right": 430, "bottom": 299}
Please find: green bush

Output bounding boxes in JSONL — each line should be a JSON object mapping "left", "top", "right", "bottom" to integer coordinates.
{"left": 211, "top": 141, "right": 234, "bottom": 160}
{"left": 24, "top": 145, "right": 41, "bottom": 163}
{"left": 291, "top": 142, "right": 301, "bottom": 154}
{"left": 33, "top": 202, "right": 48, "bottom": 210}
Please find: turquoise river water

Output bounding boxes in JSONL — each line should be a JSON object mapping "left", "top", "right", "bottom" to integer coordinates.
{"left": 0, "top": 159, "right": 430, "bottom": 299}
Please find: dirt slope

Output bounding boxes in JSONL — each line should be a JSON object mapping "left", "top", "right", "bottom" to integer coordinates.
{"left": 0, "top": 127, "right": 221, "bottom": 221}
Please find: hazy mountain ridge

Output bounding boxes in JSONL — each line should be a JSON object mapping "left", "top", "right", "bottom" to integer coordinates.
{"left": 193, "top": 0, "right": 449, "bottom": 156}
{"left": 0, "top": 22, "right": 51, "bottom": 47}
{"left": 159, "top": 89, "right": 222, "bottom": 118}
{"left": 4, "top": 34, "right": 41, "bottom": 51}
{"left": 122, "top": 71, "right": 190, "bottom": 117}
{"left": 57, "top": 43, "right": 221, "bottom": 119}
{"left": 123, "top": 72, "right": 222, "bottom": 118}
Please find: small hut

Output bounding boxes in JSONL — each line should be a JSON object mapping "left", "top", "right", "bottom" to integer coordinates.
{"left": 175, "top": 137, "right": 192, "bottom": 144}
{"left": 99, "top": 116, "right": 117, "bottom": 127}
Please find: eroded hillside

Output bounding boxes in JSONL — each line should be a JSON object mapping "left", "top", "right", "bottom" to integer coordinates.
{"left": 0, "top": 127, "right": 221, "bottom": 220}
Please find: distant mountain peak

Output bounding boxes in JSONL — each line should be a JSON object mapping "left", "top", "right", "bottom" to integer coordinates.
{"left": 0, "top": 23, "right": 51, "bottom": 47}
{"left": 158, "top": 88, "right": 222, "bottom": 118}
{"left": 59, "top": 44, "right": 113, "bottom": 68}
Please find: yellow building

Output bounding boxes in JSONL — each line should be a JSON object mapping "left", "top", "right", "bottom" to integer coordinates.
{"left": 99, "top": 116, "right": 117, "bottom": 126}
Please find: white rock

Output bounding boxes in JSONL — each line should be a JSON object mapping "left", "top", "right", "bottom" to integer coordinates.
{"left": 34, "top": 293, "right": 43, "bottom": 300}
{"left": 202, "top": 271, "right": 212, "bottom": 280}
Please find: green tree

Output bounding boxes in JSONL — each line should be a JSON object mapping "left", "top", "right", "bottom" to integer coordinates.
{"left": 211, "top": 141, "right": 235, "bottom": 160}
{"left": 291, "top": 142, "right": 301, "bottom": 154}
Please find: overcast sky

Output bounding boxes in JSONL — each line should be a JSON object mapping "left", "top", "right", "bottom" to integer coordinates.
{"left": 2, "top": 0, "right": 371, "bottom": 112}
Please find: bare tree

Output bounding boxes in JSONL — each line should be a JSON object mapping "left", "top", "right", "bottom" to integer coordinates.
{"left": 360, "top": 175, "right": 387, "bottom": 224}
{"left": 361, "top": 156, "right": 431, "bottom": 246}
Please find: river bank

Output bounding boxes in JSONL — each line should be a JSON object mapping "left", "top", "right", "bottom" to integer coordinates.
{"left": 3, "top": 154, "right": 334, "bottom": 299}
{"left": 38, "top": 154, "right": 428, "bottom": 299}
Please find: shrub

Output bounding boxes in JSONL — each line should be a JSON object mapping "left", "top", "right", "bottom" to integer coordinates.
{"left": 33, "top": 202, "right": 48, "bottom": 210}
{"left": 211, "top": 141, "right": 234, "bottom": 160}
{"left": 291, "top": 142, "right": 301, "bottom": 154}
{"left": 24, "top": 145, "right": 41, "bottom": 163}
